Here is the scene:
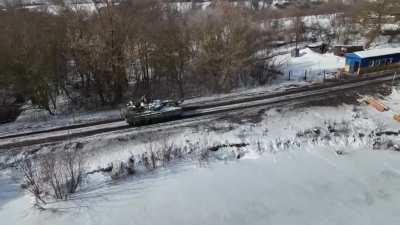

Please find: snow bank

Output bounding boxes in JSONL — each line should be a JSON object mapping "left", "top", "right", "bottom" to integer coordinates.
{"left": 15, "top": 108, "right": 51, "bottom": 123}
{"left": 275, "top": 48, "right": 345, "bottom": 82}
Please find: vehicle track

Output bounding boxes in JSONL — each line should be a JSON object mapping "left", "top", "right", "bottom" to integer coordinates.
{"left": 0, "top": 70, "right": 398, "bottom": 149}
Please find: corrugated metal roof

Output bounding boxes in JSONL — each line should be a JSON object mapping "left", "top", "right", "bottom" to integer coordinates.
{"left": 353, "top": 48, "right": 400, "bottom": 58}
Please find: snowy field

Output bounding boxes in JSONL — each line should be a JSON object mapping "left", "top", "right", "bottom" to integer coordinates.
{"left": 0, "top": 82, "right": 399, "bottom": 225}
{"left": 3, "top": 148, "right": 400, "bottom": 225}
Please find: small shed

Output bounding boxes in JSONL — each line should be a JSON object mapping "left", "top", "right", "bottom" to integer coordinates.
{"left": 333, "top": 45, "right": 364, "bottom": 56}
{"left": 344, "top": 48, "right": 400, "bottom": 75}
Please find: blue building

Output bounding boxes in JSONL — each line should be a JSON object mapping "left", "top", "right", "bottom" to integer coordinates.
{"left": 344, "top": 48, "right": 400, "bottom": 75}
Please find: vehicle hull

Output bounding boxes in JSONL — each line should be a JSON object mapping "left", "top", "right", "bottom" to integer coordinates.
{"left": 125, "top": 108, "right": 182, "bottom": 126}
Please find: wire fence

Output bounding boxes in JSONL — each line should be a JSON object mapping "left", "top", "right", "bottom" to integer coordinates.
{"left": 286, "top": 69, "right": 337, "bottom": 82}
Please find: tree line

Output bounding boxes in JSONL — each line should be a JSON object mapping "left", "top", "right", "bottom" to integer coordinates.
{"left": 0, "top": 0, "right": 399, "bottom": 114}
{"left": 0, "top": 0, "right": 275, "bottom": 113}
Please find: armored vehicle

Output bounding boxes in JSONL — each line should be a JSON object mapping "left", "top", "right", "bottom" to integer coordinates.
{"left": 124, "top": 99, "right": 182, "bottom": 126}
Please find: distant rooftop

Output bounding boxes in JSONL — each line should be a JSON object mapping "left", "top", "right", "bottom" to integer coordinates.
{"left": 353, "top": 48, "right": 400, "bottom": 58}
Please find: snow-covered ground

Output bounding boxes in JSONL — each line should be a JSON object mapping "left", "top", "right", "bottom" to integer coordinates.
{"left": 274, "top": 48, "right": 345, "bottom": 82}
{"left": 4, "top": 147, "right": 400, "bottom": 225}
{"left": 0, "top": 81, "right": 399, "bottom": 225}
{"left": 0, "top": 108, "right": 122, "bottom": 137}
{"left": 77, "top": 84, "right": 400, "bottom": 173}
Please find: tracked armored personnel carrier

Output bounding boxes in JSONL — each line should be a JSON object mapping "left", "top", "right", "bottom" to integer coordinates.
{"left": 124, "top": 100, "right": 183, "bottom": 126}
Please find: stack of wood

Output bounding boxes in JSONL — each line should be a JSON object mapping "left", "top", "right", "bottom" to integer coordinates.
{"left": 364, "top": 97, "right": 388, "bottom": 112}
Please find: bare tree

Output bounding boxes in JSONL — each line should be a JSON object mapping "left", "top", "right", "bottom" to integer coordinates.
{"left": 19, "top": 159, "right": 46, "bottom": 205}
{"left": 355, "top": 0, "right": 400, "bottom": 47}
{"left": 0, "top": 7, "right": 67, "bottom": 114}
{"left": 1, "top": 0, "right": 278, "bottom": 111}
{"left": 19, "top": 149, "right": 84, "bottom": 203}
{"left": 189, "top": 2, "right": 264, "bottom": 93}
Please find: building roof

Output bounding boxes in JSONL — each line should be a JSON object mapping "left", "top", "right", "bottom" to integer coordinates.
{"left": 353, "top": 48, "right": 400, "bottom": 59}
{"left": 334, "top": 45, "right": 363, "bottom": 47}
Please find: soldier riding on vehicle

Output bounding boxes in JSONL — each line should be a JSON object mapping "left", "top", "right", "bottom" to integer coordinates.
{"left": 124, "top": 96, "right": 183, "bottom": 126}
